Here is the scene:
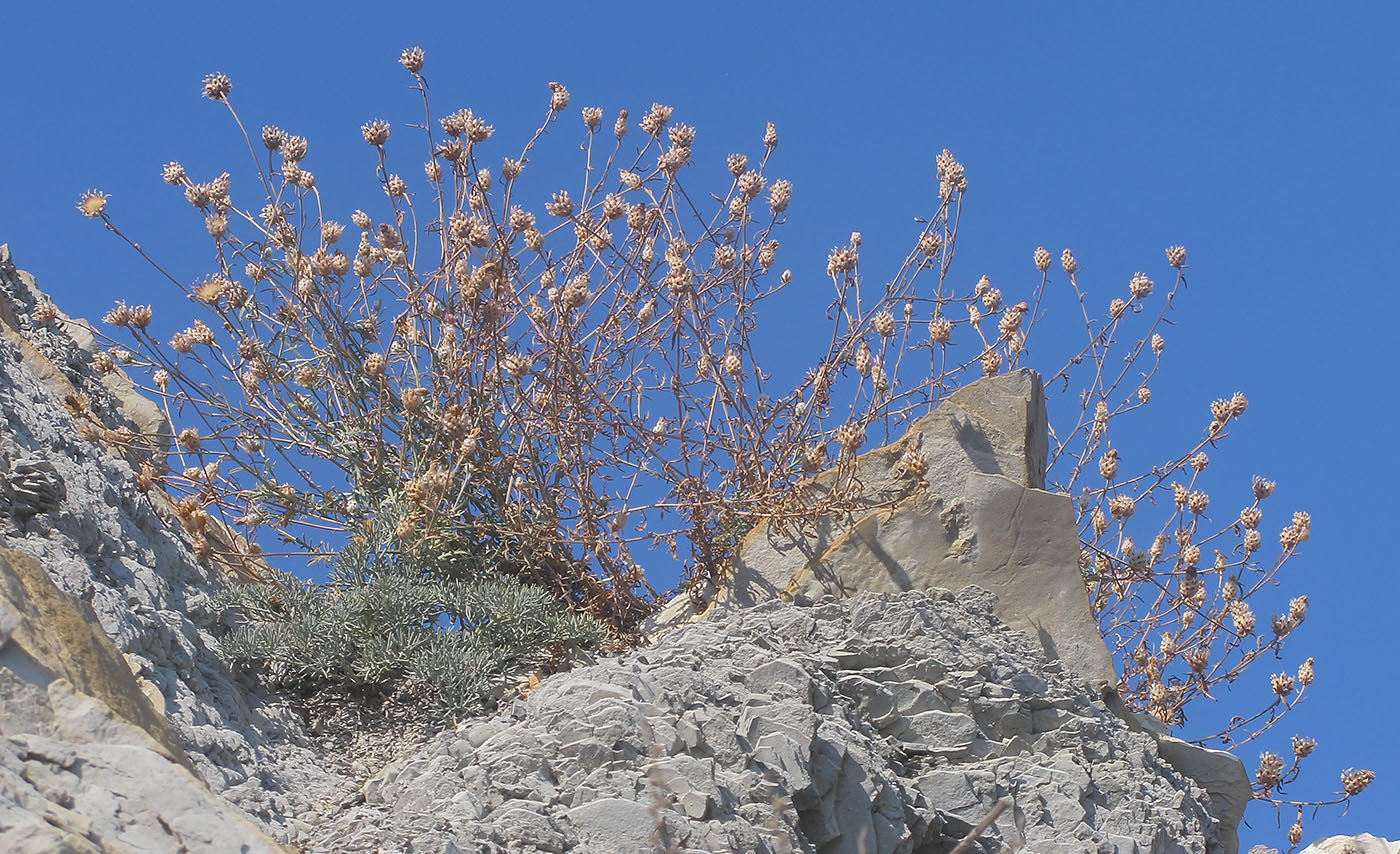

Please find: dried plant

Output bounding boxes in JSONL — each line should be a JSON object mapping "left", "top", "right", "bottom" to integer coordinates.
{"left": 75, "top": 48, "right": 1367, "bottom": 836}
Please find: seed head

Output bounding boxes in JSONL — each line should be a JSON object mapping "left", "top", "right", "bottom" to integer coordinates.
{"left": 1289, "top": 818, "right": 1303, "bottom": 847}
{"left": 399, "top": 46, "right": 424, "bottom": 73}
{"left": 835, "top": 421, "right": 865, "bottom": 455}
{"left": 759, "top": 240, "right": 779, "bottom": 270}
{"left": 1109, "top": 494, "right": 1136, "bottom": 520}
{"left": 1166, "top": 245, "right": 1187, "bottom": 268}
{"left": 261, "top": 125, "right": 284, "bottom": 150}
{"left": 1230, "top": 600, "right": 1256, "bottom": 635}
{"left": 1292, "top": 735, "right": 1316, "bottom": 758}
{"left": 1099, "top": 449, "right": 1119, "bottom": 481}
{"left": 1188, "top": 490, "right": 1209, "bottom": 516}
{"left": 1129, "top": 273, "right": 1154, "bottom": 299}
{"left": 827, "top": 246, "right": 857, "bottom": 277}
{"left": 202, "top": 72, "right": 232, "bottom": 100}
{"left": 175, "top": 427, "right": 203, "bottom": 452}
{"left": 726, "top": 153, "right": 747, "bottom": 177}
{"left": 361, "top": 119, "right": 390, "bottom": 146}
{"left": 504, "top": 352, "right": 532, "bottom": 380}
{"left": 363, "top": 352, "right": 387, "bottom": 377}
{"left": 1151, "top": 334, "right": 1165, "bottom": 355}
{"left": 547, "top": 82, "right": 570, "bottom": 112}
{"left": 1271, "top": 672, "right": 1295, "bottom": 698}
{"left": 1252, "top": 476, "right": 1276, "bottom": 500}
{"left": 1297, "top": 656, "right": 1315, "bottom": 686}
{"left": 1061, "top": 248, "right": 1077, "bottom": 275}
{"left": 854, "top": 340, "right": 873, "bottom": 376}
{"left": 1108, "top": 298, "right": 1126, "bottom": 319}
{"left": 545, "top": 190, "right": 575, "bottom": 218}
{"left": 1256, "top": 752, "right": 1284, "bottom": 791}
{"left": 899, "top": 445, "right": 929, "bottom": 478}
{"left": 1239, "top": 506, "right": 1262, "bottom": 530}
{"left": 919, "top": 231, "right": 943, "bottom": 258}
{"left": 77, "top": 190, "right": 109, "bottom": 218}
{"left": 1089, "top": 507, "right": 1108, "bottom": 536}
{"left": 384, "top": 174, "right": 407, "bottom": 198}
{"left": 161, "top": 161, "right": 187, "bottom": 185}
{"left": 769, "top": 179, "right": 793, "bottom": 213}
{"left": 282, "top": 134, "right": 308, "bottom": 163}
{"left": 581, "top": 106, "right": 603, "bottom": 129}
{"left": 1291, "top": 510, "right": 1311, "bottom": 542}
{"left": 980, "top": 349, "right": 1002, "bottom": 376}
{"left": 1341, "top": 768, "right": 1375, "bottom": 797}
{"left": 640, "top": 103, "right": 673, "bottom": 136}
{"left": 929, "top": 315, "right": 952, "bottom": 344}
{"left": 763, "top": 121, "right": 778, "bottom": 148}
{"left": 873, "top": 311, "right": 895, "bottom": 338}
{"left": 1034, "top": 246, "right": 1051, "bottom": 272}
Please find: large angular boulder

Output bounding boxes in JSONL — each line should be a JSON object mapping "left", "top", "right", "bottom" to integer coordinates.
{"left": 646, "top": 369, "right": 1117, "bottom": 693}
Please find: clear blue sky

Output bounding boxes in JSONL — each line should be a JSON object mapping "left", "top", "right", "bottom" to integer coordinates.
{"left": 2, "top": 4, "right": 1395, "bottom": 848}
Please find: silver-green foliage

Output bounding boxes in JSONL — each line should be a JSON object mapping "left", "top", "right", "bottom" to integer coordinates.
{"left": 211, "top": 494, "right": 607, "bottom": 722}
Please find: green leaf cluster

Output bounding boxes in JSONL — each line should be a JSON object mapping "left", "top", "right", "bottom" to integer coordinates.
{"left": 210, "top": 494, "right": 607, "bottom": 723}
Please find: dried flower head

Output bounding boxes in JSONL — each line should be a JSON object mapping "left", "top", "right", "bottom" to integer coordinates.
{"left": 835, "top": 421, "right": 865, "bottom": 455}
{"left": 1151, "top": 333, "right": 1165, "bottom": 355}
{"left": 1230, "top": 600, "right": 1256, "bottom": 635}
{"left": 399, "top": 46, "right": 424, "bottom": 73}
{"left": 1256, "top": 751, "right": 1284, "bottom": 791}
{"left": 361, "top": 119, "right": 390, "bottom": 146}
{"left": 1239, "top": 506, "right": 1262, "bottom": 530}
{"left": 1061, "top": 248, "right": 1077, "bottom": 275}
{"left": 548, "top": 82, "right": 570, "bottom": 112}
{"left": 1252, "top": 476, "right": 1276, "bottom": 500}
{"left": 1109, "top": 494, "right": 1136, "bottom": 520}
{"left": 1129, "top": 272, "right": 1154, "bottom": 299}
{"left": 929, "top": 315, "right": 952, "bottom": 344}
{"left": 1271, "top": 672, "right": 1295, "bottom": 698}
{"left": 201, "top": 72, "right": 232, "bottom": 100}
{"left": 1166, "top": 245, "right": 1187, "bottom": 268}
{"left": 77, "top": 190, "right": 109, "bottom": 218}
{"left": 639, "top": 103, "right": 673, "bottom": 136}
{"left": 1034, "top": 246, "right": 1051, "bottom": 272}
{"left": 1292, "top": 735, "right": 1316, "bottom": 758}
{"left": 1098, "top": 449, "right": 1120, "bottom": 481}
{"left": 261, "top": 125, "right": 284, "bottom": 150}
{"left": 1297, "top": 656, "right": 1315, "bottom": 686}
{"left": 581, "top": 106, "right": 603, "bottom": 129}
{"left": 1341, "top": 768, "right": 1375, "bottom": 797}
{"left": 769, "top": 179, "right": 793, "bottom": 213}
{"left": 763, "top": 121, "right": 778, "bottom": 148}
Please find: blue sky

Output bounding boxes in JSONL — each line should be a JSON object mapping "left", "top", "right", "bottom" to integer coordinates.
{"left": 2, "top": 4, "right": 1396, "bottom": 848}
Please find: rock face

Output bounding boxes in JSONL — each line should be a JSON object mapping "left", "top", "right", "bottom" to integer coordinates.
{"left": 0, "top": 548, "right": 288, "bottom": 852}
{"left": 0, "top": 247, "right": 352, "bottom": 845}
{"left": 645, "top": 369, "right": 1117, "bottom": 693}
{"left": 0, "top": 247, "right": 1273, "bottom": 852}
{"left": 310, "top": 587, "right": 1233, "bottom": 853}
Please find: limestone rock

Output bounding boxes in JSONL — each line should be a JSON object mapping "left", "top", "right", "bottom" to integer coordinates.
{"left": 0, "top": 548, "right": 289, "bottom": 852}
{"left": 309, "top": 587, "right": 1237, "bottom": 853}
{"left": 1301, "top": 835, "right": 1400, "bottom": 854}
{"left": 645, "top": 369, "right": 1116, "bottom": 693}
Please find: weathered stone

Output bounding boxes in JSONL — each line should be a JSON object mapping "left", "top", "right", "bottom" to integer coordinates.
{"left": 1300, "top": 835, "right": 1400, "bottom": 854}
{"left": 0, "top": 548, "right": 289, "bottom": 852}
{"left": 645, "top": 370, "right": 1116, "bottom": 694}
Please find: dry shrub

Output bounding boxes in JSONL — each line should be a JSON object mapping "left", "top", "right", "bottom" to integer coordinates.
{"left": 72, "top": 50, "right": 1367, "bottom": 838}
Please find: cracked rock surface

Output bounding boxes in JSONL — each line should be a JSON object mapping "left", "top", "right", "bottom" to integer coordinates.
{"left": 307, "top": 586, "right": 1230, "bottom": 853}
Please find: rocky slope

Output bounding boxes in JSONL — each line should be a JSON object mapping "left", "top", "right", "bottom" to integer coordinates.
{"left": 0, "top": 245, "right": 1377, "bottom": 852}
